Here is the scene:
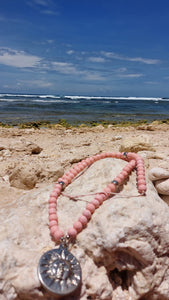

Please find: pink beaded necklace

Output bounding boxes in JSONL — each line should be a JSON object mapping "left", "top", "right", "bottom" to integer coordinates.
{"left": 38, "top": 151, "right": 146, "bottom": 297}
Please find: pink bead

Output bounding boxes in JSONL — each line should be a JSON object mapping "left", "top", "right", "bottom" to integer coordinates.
{"left": 53, "top": 187, "right": 61, "bottom": 194}
{"left": 85, "top": 157, "right": 93, "bottom": 164}
{"left": 81, "top": 160, "right": 89, "bottom": 167}
{"left": 86, "top": 203, "right": 95, "bottom": 213}
{"left": 49, "top": 203, "right": 56, "bottom": 208}
{"left": 74, "top": 165, "right": 82, "bottom": 172}
{"left": 94, "top": 154, "right": 100, "bottom": 161}
{"left": 62, "top": 175, "right": 71, "bottom": 184}
{"left": 53, "top": 229, "right": 64, "bottom": 241}
{"left": 76, "top": 163, "right": 84, "bottom": 171}
{"left": 138, "top": 184, "right": 147, "bottom": 191}
{"left": 61, "top": 177, "right": 69, "bottom": 186}
{"left": 99, "top": 152, "right": 107, "bottom": 159}
{"left": 83, "top": 209, "right": 92, "bottom": 219}
{"left": 91, "top": 199, "right": 100, "bottom": 208}
{"left": 107, "top": 183, "right": 116, "bottom": 192}
{"left": 50, "top": 225, "right": 58, "bottom": 234}
{"left": 137, "top": 174, "right": 145, "bottom": 180}
{"left": 103, "top": 187, "right": 112, "bottom": 197}
{"left": 49, "top": 213, "right": 57, "bottom": 221}
{"left": 57, "top": 178, "right": 64, "bottom": 183}
{"left": 121, "top": 170, "right": 128, "bottom": 178}
{"left": 137, "top": 179, "right": 146, "bottom": 185}
{"left": 129, "top": 160, "right": 136, "bottom": 167}
{"left": 95, "top": 194, "right": 105, "bottom": 204}
{"left": 69, "top": 168, "right": 78, "bottom": 176}
{"left": 68, "top": 172, "right": 75, "bottom": 181}
{"left": 78, "top": 215, "right": 88, "bottom": 226}
{"left": 114, "top": 176, "right": 123, "bottom": 184}
{"left": 115, "top": 152, "right": 123, "bottom": 159}
{"left": 137, "top": 164, "right": 144, "bottom": 170}
{"left": 68, "top": 227, "right": 77, "bottom": 238}
{"left": 127, "top": 152, "right": 137, "bottom": 160}
{"left": 49, "top": 208, "right": 56, "bottom": 214}
{"left": 49, "top": 196, "right": 57, "bottom": 203}
{"left": 49, "top": 220, "right": 58, "bottom": 227}
{"left": 137, "top": 170, "right": 145, "bottom": 176}
{"left": 123, "top": 165, "right": 132, "bottom": 173}
{"left": 50, "top": 191, "right": 57, "bottom": 197}
{"left": 116, "top": 173, "right": 125, "bottom": 181}
{"left": 109, "top": 152, "right": 116, "bottom": 158}
{"left": 73, "top": 221, "right": 83, "bottom": 232}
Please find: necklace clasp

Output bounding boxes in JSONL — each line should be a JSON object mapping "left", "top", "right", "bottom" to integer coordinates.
{"left": 60, "top": 235, "right": 70, "bottom": 248}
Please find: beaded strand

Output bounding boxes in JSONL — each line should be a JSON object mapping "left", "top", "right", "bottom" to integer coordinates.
{"left": 48, "top": 152, "right": 146, "bottom": 242}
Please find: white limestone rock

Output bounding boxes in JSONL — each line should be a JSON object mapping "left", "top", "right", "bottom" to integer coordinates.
{"left": 155, "top": 179, "right": 169, "bottom": 195}
{"left": 149, "top": 167, "right": 169, "bottom": 181}
{"left": 1, "top": 158, "right": 169, "bottom": 299}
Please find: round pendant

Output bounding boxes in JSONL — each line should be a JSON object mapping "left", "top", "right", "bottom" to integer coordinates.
{"left": 38, "top": 245, "right": 81, "bottom": 296}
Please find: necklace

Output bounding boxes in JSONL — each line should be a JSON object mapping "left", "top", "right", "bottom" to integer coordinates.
{"left": 38, "top": 151, "right": 146, "bottom": 297}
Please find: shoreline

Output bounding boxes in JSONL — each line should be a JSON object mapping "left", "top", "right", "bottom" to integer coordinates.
{"left": 1, "top": 117, "right": 169, "bottom": 129}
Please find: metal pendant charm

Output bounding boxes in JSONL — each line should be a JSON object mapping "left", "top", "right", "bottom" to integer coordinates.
{"left": 38, "top": 244, "right": 81, "bottom": 297}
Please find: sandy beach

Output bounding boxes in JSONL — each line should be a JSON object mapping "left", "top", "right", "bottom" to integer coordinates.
{"left": 0, "top": 122, "right": 169, "bottom": 206}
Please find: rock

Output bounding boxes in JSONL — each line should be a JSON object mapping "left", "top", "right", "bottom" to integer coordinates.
{"left": 155, "top": 179, "right": 169, "bottom": 195}
{"left": 9, "top": 139, "right": 42, "bottom": 154}
{"left": 161, "top": 195, "right": 169, "bottom": 206}
{"left": 9, "top": 163, "right": 41, "bottom": 189}
{"left": 119, "top": 136, "right": 155, "bottom": 152}
{"left": 9, "top": 162, "right": 64, "bottom": 189}
{"left": 2, "top": 158, "right": 169, "bottom": 299}
{"left": 0, "top": 145, "right": 6, "bottom": 151}
{"left": 149, "top": 167, "right": 169, "bottom": 181}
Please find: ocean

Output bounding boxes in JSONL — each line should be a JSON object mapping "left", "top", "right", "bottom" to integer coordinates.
{"left": 0, "top": 93, "right": 169, "bottom": 125}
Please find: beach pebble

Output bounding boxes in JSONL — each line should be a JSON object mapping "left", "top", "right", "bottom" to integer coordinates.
{"left": 149, "top": 167, "right": 169, "bottom": 181}
{"left": 155, "top": 178, "right": 169, "bottom": 195}
{"left": 119, "top": 136, "right": 155, "bottom": 152}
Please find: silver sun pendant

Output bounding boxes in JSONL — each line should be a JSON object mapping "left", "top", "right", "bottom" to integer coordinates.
{"left": 38, "top": 244, "right": 82, "bottom": 297}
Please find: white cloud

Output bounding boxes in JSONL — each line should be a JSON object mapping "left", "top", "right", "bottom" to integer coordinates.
{"left": 0, "top": 48, "right": 41, "bottom": 68}
{"left": 0, "top": 47, "right": 105, "bottom": 81}
{"left": 67, "top": 50, "right": 74, "bottom": 55}
{"left": 102, "top": 51, "right": 160, "bottom": 65}
{"left": 51, "top": 61, "right": 82, "bottom": 75}
{"left": 88, "top": 56, "right": 105, "bottom": 63}
{"left": 19, "top": 79, "right": 53, "bottom": 88}
{"left": 118, "top": 73, "right": 143, "bottom": 78}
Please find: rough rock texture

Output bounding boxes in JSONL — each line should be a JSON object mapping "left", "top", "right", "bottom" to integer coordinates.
{"left": 119, "top": 135, "right": 155, "bottom": 152}
{"left": 1, "top": 158, "right": 169, "bottom": 299}
{"left": 8, "top": 139, "right": 42, "bottom": 154}
{"left": 9, "top": 162, "right": 64, "bottom": 189}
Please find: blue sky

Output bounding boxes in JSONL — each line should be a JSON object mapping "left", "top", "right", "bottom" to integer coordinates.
{"left": 0, "top": 0, "right": 169, "bottom": 96}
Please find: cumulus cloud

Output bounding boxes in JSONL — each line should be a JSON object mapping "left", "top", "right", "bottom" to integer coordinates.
{"left": 0, "top": 48, "right": 41, "bottom": 68}
{"left": 102, "top": 51, "right": 160, "bottom": 65}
